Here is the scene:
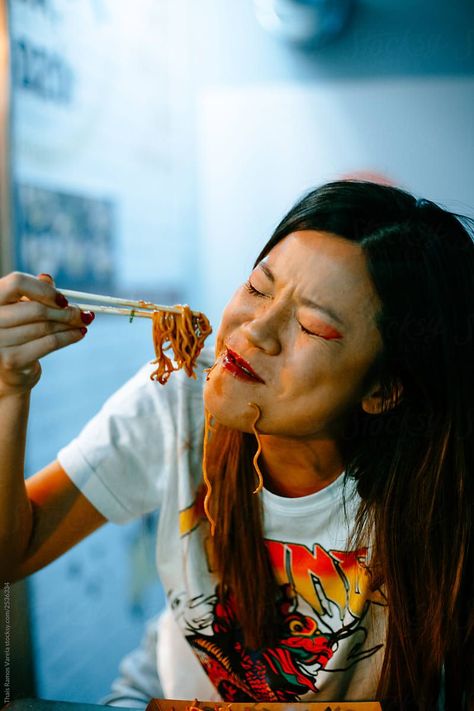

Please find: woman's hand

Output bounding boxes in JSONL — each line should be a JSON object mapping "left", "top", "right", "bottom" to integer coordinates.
{"left": 0, "top": 271, "right": 94, "bottom": 396}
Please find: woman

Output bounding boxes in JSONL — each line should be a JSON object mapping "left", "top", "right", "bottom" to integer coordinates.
{"left": 0, "top": 180, "right": 472, "bottom": 709}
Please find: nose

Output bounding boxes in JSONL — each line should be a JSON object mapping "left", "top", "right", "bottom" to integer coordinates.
{"left": 241, "top": 304, "right": 283, "bottom": 356}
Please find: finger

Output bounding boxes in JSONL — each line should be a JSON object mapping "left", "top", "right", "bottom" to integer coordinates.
{"left": 20, "top": 273, "right": 56, "bottom": 304}
{"left": 0, "top": 300, "right": 94, "bottom": 329}
{"left": 0, "top": 271, "right": 68, "bottom": 309}
{"left": 0, "top": 321, "right": 80, "bottom": 348}
{"left": 37, "top": 273, "right": 55, "bottom": 286}
{"left": 0, "top": 328, "right": 88, "bottom": 371}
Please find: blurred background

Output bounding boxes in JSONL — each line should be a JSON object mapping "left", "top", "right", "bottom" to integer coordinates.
{"left": 0, "top": 0, "right": 473, "bottom": 703}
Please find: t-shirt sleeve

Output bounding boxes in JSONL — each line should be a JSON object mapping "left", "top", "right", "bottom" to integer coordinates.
{"left": 57, "top": 357, "right": 202, "bottom": 524}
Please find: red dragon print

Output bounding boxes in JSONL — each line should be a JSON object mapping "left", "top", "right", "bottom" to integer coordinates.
{"left": 183, "top": 584, "right": 378, "bottom": 702}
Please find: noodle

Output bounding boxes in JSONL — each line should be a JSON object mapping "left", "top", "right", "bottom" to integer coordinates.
{"left": 203, "top": 361, "right": 218, "bottom": 381}
{"left": 249, "top": 403, "right": 264, "bottom": 494}
{"left": 150, "top": 305, "right": 212, "bottom": 385}
{"left": 202, "top": 409, "right": 216, "bottom": 536}
{"left": 202, "top": 404, "right": 264, "bottom": 538}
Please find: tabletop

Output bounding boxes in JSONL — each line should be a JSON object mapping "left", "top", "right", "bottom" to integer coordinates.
{"left": 4, "top": 699, "right": 386, "bottom": 711}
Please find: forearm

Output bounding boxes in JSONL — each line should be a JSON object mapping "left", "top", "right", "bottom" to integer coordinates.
{"left": 0, "top": 391, "right": 34, "bottom": 580}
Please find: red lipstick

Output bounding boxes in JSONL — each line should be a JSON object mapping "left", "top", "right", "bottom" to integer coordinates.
{"left": 222, "top": 348, "right": 265, "bottom": 384}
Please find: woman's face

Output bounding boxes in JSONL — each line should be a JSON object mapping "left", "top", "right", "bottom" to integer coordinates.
{"left": 204, "top": 230, "right": 383, "bottom": 439}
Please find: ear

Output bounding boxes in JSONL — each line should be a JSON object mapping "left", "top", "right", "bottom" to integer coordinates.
{"left": 361, "top": 380, "right": 403, "bottom": 415}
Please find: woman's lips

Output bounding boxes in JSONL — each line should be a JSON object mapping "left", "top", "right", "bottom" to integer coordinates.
{"left": 222, "top": 347, "right": 265, "bottom": 384}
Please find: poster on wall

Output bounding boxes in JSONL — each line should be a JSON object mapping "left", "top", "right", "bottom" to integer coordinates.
{"left": 8, "top": 0, "right": 190, "bottom": 296}
{"left": 14, "top": 184, "right": 115, "bottom": 291}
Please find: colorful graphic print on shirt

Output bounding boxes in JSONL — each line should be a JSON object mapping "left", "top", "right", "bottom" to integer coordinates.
{"left": 171, "top": 495, "right": 385, "bottom": 702}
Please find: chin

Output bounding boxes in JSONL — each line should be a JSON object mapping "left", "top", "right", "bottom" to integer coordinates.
{"left": 203, "top": 380, "right": 255, "bottom": 433}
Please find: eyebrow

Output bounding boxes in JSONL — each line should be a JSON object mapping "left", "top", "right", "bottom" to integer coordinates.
{"left": 257, "top": 262, "right": 346, "bottom": 328}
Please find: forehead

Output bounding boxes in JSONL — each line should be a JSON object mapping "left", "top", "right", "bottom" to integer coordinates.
{"left": 262, "top": 230, "right": 382, "bottom": 327}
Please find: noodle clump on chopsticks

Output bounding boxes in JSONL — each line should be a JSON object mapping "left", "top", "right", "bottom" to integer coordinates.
{"left": 150, "top": 305, "right": 212, "bottom": 385}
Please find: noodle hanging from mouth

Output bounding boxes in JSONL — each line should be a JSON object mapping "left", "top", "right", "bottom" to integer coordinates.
{"left": 249, "top": 403, "right": 264, "bottom": 494}
{"left": 202, "top": 409, "right": 216, "bottom": 536}
{"left": 150, "top": 305, "right": 212, "bottom": 385}
{"left": 202, "top": 404, "right": 264, "bottom": 537}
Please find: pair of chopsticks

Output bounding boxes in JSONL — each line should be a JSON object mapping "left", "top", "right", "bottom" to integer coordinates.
{"left": 59, "top": 289, "right": 192, "bottom": 320}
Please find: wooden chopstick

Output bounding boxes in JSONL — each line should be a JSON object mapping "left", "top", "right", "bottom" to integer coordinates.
{"left": 67, "top": 303, "right": 154, "bottom": 319}
{"left": 59, "top": 288, "right": 192, "bottom": 317}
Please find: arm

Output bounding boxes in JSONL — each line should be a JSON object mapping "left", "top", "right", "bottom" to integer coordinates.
{"left": 17, "top": 460, "right": 107, "bottom": 580}
{"left": 0, "top": 271, "right": 103, "bottom": 581}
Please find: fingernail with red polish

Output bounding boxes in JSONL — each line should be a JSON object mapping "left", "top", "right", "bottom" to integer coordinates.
{"left": 81, "top": 311, "right": 95, "bottom": 325}
{"left": 80, "top": 327, "right": 88, "bottom": 336}
{"left": 55, "top": 293, "right": 69, "bottom": 308}
{"left": 39, "top": 273, "right": 53, "bottom": 280}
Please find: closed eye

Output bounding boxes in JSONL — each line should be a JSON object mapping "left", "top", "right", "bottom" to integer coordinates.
{"left": 244, "top": 280, "right": 269, "bottom": 298}
{"left": 299, "top": 322, "right": 342, "bottom": 341}
{"left": 299, "top": 323, "right": 317, "bottom": 337}
{"left": 245, "top": 279, "right": 342, "bottom": 340}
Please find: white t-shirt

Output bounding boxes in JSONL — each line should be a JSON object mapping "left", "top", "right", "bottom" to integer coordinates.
{"left": 58, "top": 348, "right": 386, "bottom": 702}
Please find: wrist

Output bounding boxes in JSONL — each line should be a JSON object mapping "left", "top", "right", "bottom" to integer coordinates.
{"left": 0, "top": 364, "right": 42, "bottom": 399}
{"left": 0, "top": 385, "right": 33, "bottom": 402}
{"left": 0, "top": 378, "right": 38, "bottom": 400}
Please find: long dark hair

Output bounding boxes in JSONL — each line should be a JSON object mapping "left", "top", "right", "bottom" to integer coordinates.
{"left": 205, "top": 180, "right": 474, "bottom": 709}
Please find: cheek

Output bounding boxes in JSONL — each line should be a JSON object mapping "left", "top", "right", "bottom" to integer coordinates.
{"left": 274, "top": 346, "right": 364, "bottom": 414}
{"left": 276, "top": 343, "right": 325, "bottom": 395}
